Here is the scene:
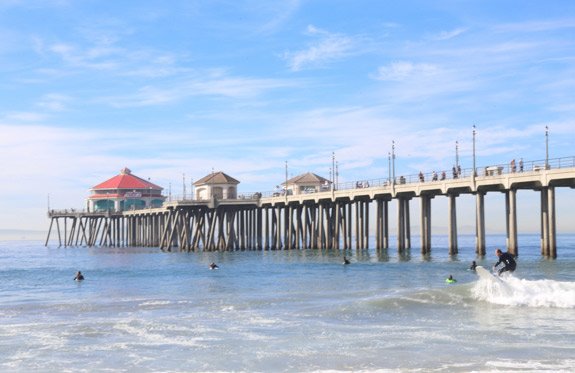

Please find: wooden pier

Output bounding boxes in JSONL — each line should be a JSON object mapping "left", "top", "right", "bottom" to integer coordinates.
{"left": 46, "top": 157, "right": 575, "bottom": 258}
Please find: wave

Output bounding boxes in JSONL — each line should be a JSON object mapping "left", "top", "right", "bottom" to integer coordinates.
{"left": 472, "top": 273, "right": 575, "bottom": 308}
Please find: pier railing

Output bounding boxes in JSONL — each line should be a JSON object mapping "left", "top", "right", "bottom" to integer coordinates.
{"left": 51, "top": 156, "right": 575, "bottom": 213}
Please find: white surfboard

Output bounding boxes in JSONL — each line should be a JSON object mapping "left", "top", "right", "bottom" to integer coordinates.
{"left": 476, "top": 266, "right": 500, "bottom": 281}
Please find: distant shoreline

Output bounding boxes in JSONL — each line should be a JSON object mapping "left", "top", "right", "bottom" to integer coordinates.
{"left": 0, "top": 230, "right": 47, "bottom": 241}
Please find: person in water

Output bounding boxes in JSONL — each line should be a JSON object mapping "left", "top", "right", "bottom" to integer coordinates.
{"left": 446, "top": 275, "right": 457, "bottom": 283}
{"left": 343, "top": 256, "right": 350, "bottom": 265}
{"left": 469, "top": 261, "right": 477, "bottom": 271}
{"left": 209, "top": 262, "right": 219, "bottom": 270}
{"left": 493, "top": 248, "right": 516, "bottom": 276}
{"left": 74, "top": 271, "right": 84, "bottom": 281}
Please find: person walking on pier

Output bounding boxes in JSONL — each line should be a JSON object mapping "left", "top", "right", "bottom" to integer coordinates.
{"left": 493, "top": 249, "right": 516, "bottom": 276}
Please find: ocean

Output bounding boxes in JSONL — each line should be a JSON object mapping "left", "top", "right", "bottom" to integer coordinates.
{"left": 1, "top": 235, "right": 574, "bottom": 372}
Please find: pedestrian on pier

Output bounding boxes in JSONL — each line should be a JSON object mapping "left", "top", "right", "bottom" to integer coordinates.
{"left": 519, "top": 158, "right": 524, "bottom": 172}
{"left": 419, "top": 171, "right": 424, "bottom": 182}
{"left": 511, "top": 159, "right": 516, "bottom": 173}
{"left": 432, "top": 171, "right": 438, "bottom": 181}
{"left": 452, "top": 166, "right": 458, "bottom": 179}
{"left": 440, "top": 171, "right": 446, "bottom": 180}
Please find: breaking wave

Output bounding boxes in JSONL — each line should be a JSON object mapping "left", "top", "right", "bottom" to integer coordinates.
{"left": 472, "top": 273, "right": 575, "bottom": 308}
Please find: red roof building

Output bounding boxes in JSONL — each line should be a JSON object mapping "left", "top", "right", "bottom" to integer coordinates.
{"left": 88, "top": 167, "right": 166, "bottom": 211}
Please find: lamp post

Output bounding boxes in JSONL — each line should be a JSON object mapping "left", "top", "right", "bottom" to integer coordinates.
{"left": 388, "top": 152, "right": 391, "bottom": 185}
{"left": 545, "top": 125, "right": 549, "bottom": 169}
{"left": 455, "top": 140, "right": 459, "bottom": 170}
{"left": 472, "top": 125, "right": 476, "bottom": 180}
{"left": 285, "top": 160, "right": 288, "bottom": 201}
{"left": 332, "top": 152, "right": 335, "bottom": 191}
{"left": 335, "top": 161, "right": 339, "bottom": 188}
{"left": 392, "top": 140, "right": 396, "bottom": 185}
{"left": 182, "top": 173, "right": 186, "bottom": 200}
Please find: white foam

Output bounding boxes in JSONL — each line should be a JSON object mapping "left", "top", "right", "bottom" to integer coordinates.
{"left": 472, "top": 274, "right": 575, "bottom": 308}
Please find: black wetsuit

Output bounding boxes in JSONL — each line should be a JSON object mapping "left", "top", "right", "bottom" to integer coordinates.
{"left": 495, "top": 252, "right": 516, "bottom": 275}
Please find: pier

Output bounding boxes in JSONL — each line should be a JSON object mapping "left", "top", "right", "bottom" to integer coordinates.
{"left": 46, "top": 156, "right": 575, "bottom": 258}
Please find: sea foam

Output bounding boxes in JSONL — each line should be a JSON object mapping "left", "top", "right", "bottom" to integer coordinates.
{"left": 472, "top": 274, "right": 575, "bottom": 308}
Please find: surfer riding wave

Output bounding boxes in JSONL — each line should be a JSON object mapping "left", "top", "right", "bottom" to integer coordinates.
{"left": 493, "top": 249, "right": 516, "bottom": 276}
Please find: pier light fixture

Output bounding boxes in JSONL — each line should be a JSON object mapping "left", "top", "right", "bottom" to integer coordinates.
{"left": 332, "top": 152, "right": 336, "bottom": 191}
{"left": 285, "top": 160, "right": 288, "bottom": 201}
{"left": 455, "top": 140, "right": 459, "bottom": 170}
{"left": 388, "top": 152, "right": 391, "bottom": 184}
{"left": 472, "top": 125, "right": 476, "bottom": 179}
{"left": 392, "top": 140, "right": 396, "bottom": 185}
{"left": 545, "top": 125, "right": 549, "bottom": 169}
{"left": 335, "top": 161, "right": 339, "bottom": 189}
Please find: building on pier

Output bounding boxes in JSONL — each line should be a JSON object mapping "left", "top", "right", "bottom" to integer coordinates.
{"left": 194, "top": 171, "right": 239, "bottom": 200}
{"left": 283, "top": 172, "right": 331, "bottom": 195}
{"left": 87, "top": 167, "right": 165, "bottom": 211}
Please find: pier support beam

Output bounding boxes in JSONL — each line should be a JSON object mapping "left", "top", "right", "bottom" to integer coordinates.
{"left": 397, "top": 197, "right": 411, "bottom": 252}
{"left": 540, "top": 187, "right": 557, "bottom": 258}
{"left": 448, "top": 194, "right": 458, "bottom": 255}
{"left": 420, "top": 195, "right": 432, "bottom": 255}
{"left": 375, "top": 198, "right": 389, "bottom": 250}
{"left": 505, "top": 189, "right": 518, "bottom": 256}
{"left": 475, "top": 192, "right": 486, "bottom": 256}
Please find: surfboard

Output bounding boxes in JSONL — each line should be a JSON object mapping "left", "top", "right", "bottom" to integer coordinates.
{"left": 476, "top": 266, "right": 500, "bottom": 281}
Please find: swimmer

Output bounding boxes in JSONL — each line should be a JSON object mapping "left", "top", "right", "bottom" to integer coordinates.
{"left": 343, "top": 256, "right": 350, "bottom": 265}
{"left": 209, "top": 262, "right": 219, "bottom": 270}
{"left": 74, "top": 271, "right": 84, "bottom": 281}
{"left": 445, "top": 275, "right": 457, "bottom": 283}
{"left": 469, "top": 260, "right": 477, "bottom": 271}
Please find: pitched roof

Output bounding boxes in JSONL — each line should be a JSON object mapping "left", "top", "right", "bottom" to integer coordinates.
{"left": 194, "top": 171, "right": 240, "bottom": 185}
{"left": 284, "top": 172, "right": 331, "bottom": 185}
{"left": 91, "top": 167, "right": 163, "bottom": 190}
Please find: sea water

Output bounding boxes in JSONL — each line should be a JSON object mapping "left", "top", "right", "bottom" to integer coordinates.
{"left": 1, "top": 235, "right": 574, "bottom": 372}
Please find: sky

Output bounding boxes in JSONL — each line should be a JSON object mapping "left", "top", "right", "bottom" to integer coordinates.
{"left": 1, "top": 0, "right": 574, "bottom": 239}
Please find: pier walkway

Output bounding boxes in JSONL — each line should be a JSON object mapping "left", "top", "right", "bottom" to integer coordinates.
{"left": 46, "top": 156, "right": 575, "bottom": 258}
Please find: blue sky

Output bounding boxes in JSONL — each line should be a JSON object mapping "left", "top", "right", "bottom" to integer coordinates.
{"left": 1, "top": 0, "right": 574, "bottom": 237}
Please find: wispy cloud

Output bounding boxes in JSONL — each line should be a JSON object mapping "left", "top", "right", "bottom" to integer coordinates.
{"left": 372, "top": 61, "right": 439, "bottom": 81}
{"left": 283, "top": 25, "right": 357, "bottom": 71}
{"left": 37, "top": 93, "right": 72, "bottom": 112}
{"left": 2, "top": 111, "right": 47, "bottom": 122}
{"left": 100, "top": 72, "right": 299, "bottom": 107}
{"left": 429, "top": 27, "right": 468, "bottom": 41}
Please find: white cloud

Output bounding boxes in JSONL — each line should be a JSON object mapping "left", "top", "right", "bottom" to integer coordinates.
{"left": 37, "top": 93, "right": 72, "bottom": 111}
{"left": 2, "top": 112, "right": 47, "bottom": 122}
{"left": 430, "top": 27, "right": 468, "bottom": 41}
{"left": 101, "top": 73, "right": 298, "bottom": 107}
{"left": 372, "top": 61, "right": 439, "bottom": 81}
{"left": 283, "top": 25, "right": 356, "bottom": 71}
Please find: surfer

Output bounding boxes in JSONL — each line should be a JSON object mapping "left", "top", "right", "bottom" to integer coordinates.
{"left": 445, "top": 275, "right": 457, "bottom": 283}
{"left": 343, "top": 256, "right": 350, "bottom": 265}
{"left": 74, "top": 271, "right": 84, "bottom": 281}
{"left": 469, "top": 261, "right": 477, "bottom": 271}
{"left": 209, "top": 262, "right": 219, "bottom": 270}
{"left": 493, "top": 248, "right": 516, "bottom": 276}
